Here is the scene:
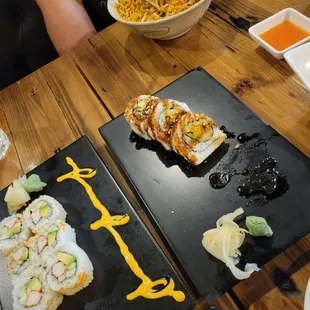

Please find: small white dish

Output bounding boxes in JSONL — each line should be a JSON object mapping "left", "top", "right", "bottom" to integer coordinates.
{"left": 248, "top": 8, "right": 310, "bottom": 59}
{"left": 284, "top": 42, "right": 310, "bottom": 90}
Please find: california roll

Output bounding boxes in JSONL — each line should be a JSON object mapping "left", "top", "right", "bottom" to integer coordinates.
{"left": 6, "top": 244, "right": 40, "bottom": 284}
{"left": 0, "top": 214, "right": 31, "bottom": 255}
{"left": 46, "top": 243, "right": 93, "bottom": 295}
{"left": 26, "top": 220, "right": 76, "bottom": 262}
{"left": 24, "top": 196, "right": 67, "bottom": 233}
{"left": 12, "top": 268, "right": 63, "bottom": 310}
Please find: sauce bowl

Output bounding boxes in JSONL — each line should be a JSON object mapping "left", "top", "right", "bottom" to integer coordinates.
{"left": 249, "top": 8, "right": 310, "bottom": 59}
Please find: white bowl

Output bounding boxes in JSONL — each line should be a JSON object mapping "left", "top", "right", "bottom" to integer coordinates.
{"left": 284, "top": 42, "right": 310, "bottom": 90}
{"left": 248, "top": 8, "right": 310, "bottom": 59}
{"left": 107, "top": 0, "right": 211, "bottom": 40}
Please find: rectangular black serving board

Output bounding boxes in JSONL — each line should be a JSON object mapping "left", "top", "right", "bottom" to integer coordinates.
{"left": 100, "top": 67, "right": 310, "bottom": 299}
{"left": 0, "top": 136, "right": 195, "bottom": 310}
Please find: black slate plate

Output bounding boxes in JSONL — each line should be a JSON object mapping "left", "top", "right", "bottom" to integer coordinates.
{"left": 0, "top": 136, "right": 195, "bottom": 310}
{"left": 100, "top": 67, "right": 310, "bottom": 299}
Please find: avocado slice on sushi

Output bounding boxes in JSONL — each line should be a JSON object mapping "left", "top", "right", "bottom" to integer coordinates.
{"left": 10, "top": 222, "right": 21, "bottom": 236}
{"left": 10, "top": 260, "right": 20, "bottom": 273}
{"left": 18, "top": 278, "right": 42, "bottom": 307}
{"left": 66, "top": 262, "right": 76, "bottom": 271}
{"left": 20, "top": 248, "right": 29, "bottom": 261}
{"left": 66, "top": 268, "right": 76, "bottom": 278}
{"left": 48, "top": 230, "right": 58, "bottom": 246}
{"left": 57, "top": 252, "right": 76, "bottom": 265}
{"left": 28, "top": 277, "right": 42, "bottom": 291}
{"left": 40, "top": 204, "right": 50, "bottom": 218}
{"left": 18, "top": 285, "right": 27, "bottom": 299}
{"left": 18, "top": 286, "right": 28, "bottom": 306}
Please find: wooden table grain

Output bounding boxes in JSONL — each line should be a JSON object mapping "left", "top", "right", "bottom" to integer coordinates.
{"left": 0, "top": 0, "right": 310, "bottom": 309}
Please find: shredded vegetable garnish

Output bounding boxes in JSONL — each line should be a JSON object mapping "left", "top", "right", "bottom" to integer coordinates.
{"left": 116, "top": 0, "right": 201, "bottom": 22}
{"left": 202, "top": 208, "right": 260, "bottom": 280}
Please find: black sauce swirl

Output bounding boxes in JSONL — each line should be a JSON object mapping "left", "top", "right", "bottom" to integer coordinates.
{"left": 237, "top": 132, "right": 261, "bottom": 143}
{"left": 209, "top": 172, "right": 231, "bottom": 189}
{"left": 220, "top": 126, "right": 236, "bottom": 139}
{"left": 209, "top": 157, "right": 289, "bottom": 200}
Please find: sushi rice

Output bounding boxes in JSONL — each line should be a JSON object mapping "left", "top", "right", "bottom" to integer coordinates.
{"left": 25, "top": 220, "right": 76, "bottom": 263}
{"left": 6, "top": 243, "right": 40, "bottom": 285}
{"left": 24, "top": 196, "right": 67, "bottom": 233}
{"left": 46, "top": 243, "right": 94, "bottom": 296}
{"left": 0, "top": 214, "right": 31, "bottom": 255}
{"left": 12, "top": 267, "right": 63, "bottom": 310}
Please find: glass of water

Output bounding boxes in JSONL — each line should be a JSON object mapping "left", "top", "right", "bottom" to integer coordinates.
{"left": 0, "top": 128, "right": 10, "bottom": 160}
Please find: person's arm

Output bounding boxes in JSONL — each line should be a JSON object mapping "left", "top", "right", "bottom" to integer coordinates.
{"left": 35, "top": 0, "right": 96, "bottom": 55}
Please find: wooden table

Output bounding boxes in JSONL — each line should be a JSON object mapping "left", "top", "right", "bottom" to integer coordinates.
{"left": 1, "top": 0, "right": 310, "bottom": 308}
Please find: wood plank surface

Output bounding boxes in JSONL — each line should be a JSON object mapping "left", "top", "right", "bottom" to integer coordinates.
{"left": 0, "top": 1, "right": 309, "bottom": 309}
{"left": 39, "top": 55, "right": 144, "bottom": 213}
{"left": 0, "top": 71, "right": 75, "bottom": 175}
{"left": 234, "top": 234, "right": 310, "bottom": 309}
{"left": 0, "top": 106, "right": 23, "bottom": 188}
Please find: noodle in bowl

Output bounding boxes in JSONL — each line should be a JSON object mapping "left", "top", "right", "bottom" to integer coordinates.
{"left": 107, "top": 0, "right": 211, "bottom": 40}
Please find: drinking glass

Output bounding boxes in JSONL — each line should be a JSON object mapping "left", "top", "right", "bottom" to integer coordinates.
{"left": 0, "top": 128, "right": 10, "bottom": 160}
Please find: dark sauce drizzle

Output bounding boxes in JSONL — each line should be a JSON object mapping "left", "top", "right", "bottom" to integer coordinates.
{"left": 237, "top": 132, "right": 261, "bottom": 143}
{"left": 129, "top": 131, "right": 196, "bottom": 170}
{"left": 252, "top": 138, "right": 267, "bottom": 148}
{"left": 220, "top": 126, "right": 236, "bottom": 139}
{"left": 210, "top": 157, "right": 289, "bottom": 200}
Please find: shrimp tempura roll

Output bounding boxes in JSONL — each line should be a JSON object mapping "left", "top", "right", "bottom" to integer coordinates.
{"left": 171, "top": 112, "right": 226, "bottom": 165}
{"left": 149, "top": 99, "right": 190, "bottom": 150}
{"left": 124, "top": 95, "right": 160, "bottom": 140}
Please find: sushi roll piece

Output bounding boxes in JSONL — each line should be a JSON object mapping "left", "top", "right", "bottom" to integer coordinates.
{"left": 0, "top": 214, "right": 31, "bottom": 255}
{"left": 6, "top": 244, "right": 40, "bottom": 285}
{"left": 124, "top": 95, "right": 160, "bottom": 140}
{"left": 25, "top": 220, "right": 76, "bottom": 262}
{"left": 24, "top": 196, "right": 67, "bottom": 233}
{"left": 12, "top": 267, "right": 63, "bottom": 310}
{"left": 46, "top": 243, "right": 94, "bottom": 295}
{"left": 149, "top": 99, "right": 190, "bottom": 150}
{"left": 171, "top": 112, "right": 226, "bottom": 166}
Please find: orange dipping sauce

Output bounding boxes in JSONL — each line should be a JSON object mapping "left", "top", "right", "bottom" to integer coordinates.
{"left": 260, "top": 20, "right": 309, "bottom": 51}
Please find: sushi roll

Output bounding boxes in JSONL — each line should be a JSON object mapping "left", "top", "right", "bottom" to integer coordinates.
{"left": 12, "top": 268, "right": 63, "bottom": 310}
{"left": 0, "top": 214, "right": 31, "bottom": 255}
{"left": 149, "top": 99, "right": 190, "bottom": 150}
{"left": 46, "top": 243, "right": 94, "bottom": 295}
{"left": 24, "top": 196, "right": 67, "bottom": 233}
{"left": 25, "top": 220, "right": 76, "bottom": 262}
{"left": 170, "top": 112, "right": 226, "bottom": 165}
{"left": 6, "top": 244, "right": 40, "bottom": 284}
{"left": 124, "top": 95, "right": 160, "bottom": 140}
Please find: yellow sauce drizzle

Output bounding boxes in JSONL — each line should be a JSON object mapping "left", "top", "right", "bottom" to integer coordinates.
{"left": 57, "top": 157, "right": 185, "bottom": 302}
